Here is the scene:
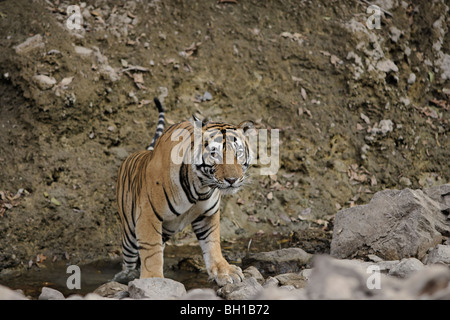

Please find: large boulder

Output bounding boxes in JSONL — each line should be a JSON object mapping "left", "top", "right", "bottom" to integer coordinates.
{"left": 306, "top": 255, "right": 450, "bottom": 300}
{"left": 0, "top": 284, "right": 28, "bottom": 300}
{"left": 216, "top": 277, "right": 263, "bottom": 300}
{"left": 331, "top": 185, "right": 450, "bottom": 260}
{"left": 128, "top": 278, "right": 186, "bottom": 300}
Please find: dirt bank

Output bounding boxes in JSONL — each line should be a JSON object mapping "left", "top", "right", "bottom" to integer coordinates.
{"left": 0, "top": 0, "right": 448, "bottom": 274}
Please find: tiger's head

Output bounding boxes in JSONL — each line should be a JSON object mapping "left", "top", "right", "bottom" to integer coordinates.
{"left": 192, "top": 117, "right": 254, "bottom": 194}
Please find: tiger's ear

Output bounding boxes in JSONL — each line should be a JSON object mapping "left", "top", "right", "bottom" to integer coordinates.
{"left": 238, "top": 120, "right": 254, "bottom": 135}
{"left": 191, "top": 114, "right": 206, "bottom": 127}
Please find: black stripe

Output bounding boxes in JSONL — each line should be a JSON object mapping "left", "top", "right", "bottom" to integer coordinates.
{"left": 148, "top": 195, "right": 163, "bottom": 222}
{"left": 163, "top": 122, "right": 191, "bottom": 143}
{"left": 122, "top": 241, "right": 137, "bottom": 255}
{"left": 179, "top": 163, "right": 197, "bottom": 204}
{"left": 203, "top": 198, "right": 219, "bottom": 215}
{"left": 123, "top": 228, "right": 138, "bottom": 250}
{"left": 193, "top": 183, "right": 214, "bottom": 201}
{"left": 192, "top": 214, "right": 206, "bottom": 225}
{"left": 122, "top": 250, "right": 137, "bottom": 259}
{"left": 163, "top": 185, "right": 181, "bottom": 216}
{"left": 138, "top": 241, "right": 162, "bottom": 250}
{"left": 195, "top": 224, "right": 218, "bottom": 241}
{"left": 162, "top": 232, "right": 171, "bottom": 243}
{"left": 206, "top": 124, "right": 234, "bottom": 131}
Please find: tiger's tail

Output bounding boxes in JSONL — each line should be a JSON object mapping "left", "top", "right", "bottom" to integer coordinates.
{"left": 147, "top": 98, "right": 165, "bottom": 151}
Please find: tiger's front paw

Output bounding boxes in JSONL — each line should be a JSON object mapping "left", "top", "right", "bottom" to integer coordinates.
{"left": 209, "top": 260, "right": 244, "bottom": 287}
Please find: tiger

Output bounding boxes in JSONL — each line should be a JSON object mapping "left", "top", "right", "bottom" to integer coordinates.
{"left": 115, "top": 98, "right": 254, "bottom": 286}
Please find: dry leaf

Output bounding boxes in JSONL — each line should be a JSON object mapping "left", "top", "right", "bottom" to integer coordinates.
{"left": 247, "top": 215, "right": 259, "bottom": 222}
{"left": 360, "top": 113, "right": 370, "bottom": 124}
{"left": 270, "top": 182, "right": 283, "bottom": 191}
{"left": 90, "top": 10, "right": 102, "bottom": 17}
{"left": 255, "top": 229, "right": 265, "bottom": 236}
{"left": 133, "top": 73, "right": 144, "bottom": 84}
{"left": 301, "top": 87, "right": 307, "bottom": 100}
{"left": 36, "top": 253, "right": 47, "bottom": 264}
{"left": 304, "top": 108, "right": 312, "bottom": 118}
{"left": 60, "top": 76, "right": 73, "bottom": 86}
{"left": 430, "top": 99, "right": 450, "bottom": 110}
{"left": 330, "top": 55, "right": 342, "bottom": 66}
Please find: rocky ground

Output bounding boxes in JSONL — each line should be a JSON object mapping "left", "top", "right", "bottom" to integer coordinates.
{"left": 1, "top": 184, "right": 449, "bottom": 300}
{"left": 0, "top": 0, "right": 449, "bottom": 299}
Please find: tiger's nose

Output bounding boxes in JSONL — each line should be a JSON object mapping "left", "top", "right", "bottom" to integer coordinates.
{"left": 225, "top": 178, "right": 238, "bottom": 185}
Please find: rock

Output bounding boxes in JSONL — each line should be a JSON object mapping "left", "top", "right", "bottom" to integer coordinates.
{"left": 91, "top": 46, "right": 120, "bottom": 82}
{"left": 401, "top": 265, "right": 450, "bottom": 299}
{"left": 307, "top": 255, "right": 374, "bottom": 299}
{"left": 14, "top": 34, "right": 44, "bottom": 54}
{"left": 242, "top": 266, "right": 264, "bottom": 284}
{"left": 65, "top": 294, "right": 84, "bottom": 300}
{"left": 436, "top": 53, "right": 450, "bottom": 80}
{"left": 306, "top": 255, "right": 408, "bottom": 299}
{"left": 274, "top": 273, "right": 307, "bottom": 289}
{"left": 374, "top": 260, "right": 401, "bottom": 273}
{"left": 407, "top": 73, "right": 416, "bottom": 84}
{"left": 0, "top": 284, "right": 28, "bottom": 300}
{"left": 399, "top": 96, "right": 410, "bottom": 106}
{"left": 330, "top": 187, "right": 450, "bottom": 260}
{"left": 299, "top": 268, "right": 313, "bottom": 281}
{"left": 388, "top": 258, "right": 424, "bottom": 278}
{"left": 376, "top": 59, "right": 398, "bottom": 73}
{"left": 217, "top": 277, "right": 263, "bottom": 300}
{"left": 389, "top": 26, "right": 402, "bottom": 43}
{"left": 423, "top": 244, "right": 450, "bottom": 265}
{"left": 83, "top": 293, "right": 111, "bottom": 300}
{"left": 253, "top": 286, "right": 307, "bottom": 300}
{"left": 180, "top": 288, "right": 221, "bottom": 300}
{"left": 128, "top": 278, "right": 186, "bottom": 300}
{"left": 100, "top": 65, "right": 120, "bottom": 82}
{"left": 33, "top": 74, "right": 57, "bottom": 90}
{"left": 39, "top": 287, "right": 65, "bottom": 300}
{"left": 93, "top": 281, "right": 128, "bottom": 298}
{"left": 399, "top": 177, "right": 412, "bottom": 186}
{"left": 378, "top": 119, "right": 393, "bottom": 135}
{"left": 423, "top": 184, "right": 450, "bottom": 208}
{"left": 242, "top": 248, "right": 312, "bottom": 276}
{"left": 202, "top": 91, "right": 213, "bottom": 101}
{"left": 74, "top": 45, "right": 93, "bottom": 56}
{"left": 262, "top": 276, "right": 279, "bottom": 288}
{"left": 109, "top": 147, "right": 129, "bottom": 161}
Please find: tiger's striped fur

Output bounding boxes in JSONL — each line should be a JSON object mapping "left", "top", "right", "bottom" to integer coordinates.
{"left": 116, "top": 98, "right": 254, "bottom": 286}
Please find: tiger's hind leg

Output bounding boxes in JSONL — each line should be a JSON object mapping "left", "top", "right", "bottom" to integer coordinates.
{"left": 112, "top": 234, "right": 141, "bottom": 283}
